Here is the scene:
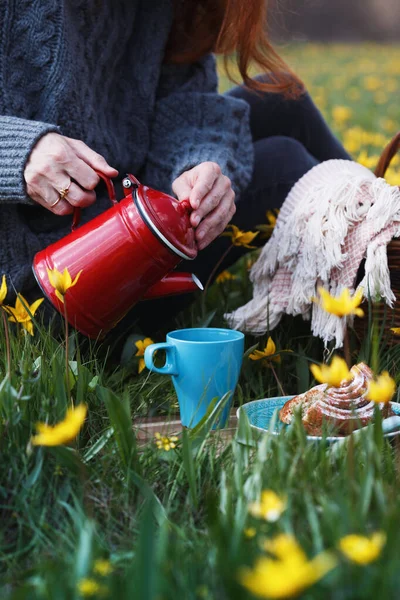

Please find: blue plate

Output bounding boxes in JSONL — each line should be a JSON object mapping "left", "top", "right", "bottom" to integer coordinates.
{"left": 237, "top": 396, "right": 400, "bottom": 441}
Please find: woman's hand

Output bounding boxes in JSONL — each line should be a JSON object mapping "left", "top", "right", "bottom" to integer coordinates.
{"left": 172, "top": 162, "right": 236, "bottom": 250}
{"left": 24, "top": 132, "right": 118, "bottom": 214}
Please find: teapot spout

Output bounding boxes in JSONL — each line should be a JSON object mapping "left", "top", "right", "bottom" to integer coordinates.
{"left": 142, "top": 273, "right": 203, "bottom": 300}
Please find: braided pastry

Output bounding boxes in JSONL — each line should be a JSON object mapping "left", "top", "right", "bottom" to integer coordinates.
{"left": 280, "top": 363, "right": 393, "bottom": 436}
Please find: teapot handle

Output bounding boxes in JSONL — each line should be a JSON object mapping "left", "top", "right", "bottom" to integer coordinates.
{"left": 71, "top": 170, "right": 118, "bottom": 231}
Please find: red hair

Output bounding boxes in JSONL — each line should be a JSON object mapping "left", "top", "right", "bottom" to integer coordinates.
{"left": 166, "top": 0, "right": 303, "bottom": 97}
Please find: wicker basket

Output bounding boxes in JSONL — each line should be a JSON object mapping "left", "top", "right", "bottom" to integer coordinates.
{"left": 353, "top": 132, "right": 400, "bottom": 342}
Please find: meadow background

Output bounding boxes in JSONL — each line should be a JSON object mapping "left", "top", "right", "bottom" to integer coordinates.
{"left": 2, "top": 43, "right": 400, "bottom": 599}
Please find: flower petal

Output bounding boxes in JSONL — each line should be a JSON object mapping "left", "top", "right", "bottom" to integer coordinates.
{"left": 71, "top": 269, "right": 83, "bottom": 288}
{"left": 29, "top": 297, "right": 44, "bottom": 316}
{"left": 0, "top": 274, "right": 7, "bottom": 305}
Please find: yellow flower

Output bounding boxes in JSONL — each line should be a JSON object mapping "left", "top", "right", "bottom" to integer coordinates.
{"left": 216, "top": 270, "right": 237, "bottom": 284}
{"left": 339, "top": 532, "right": 386, "bottom": 565}
{"left": 363, "top": 75, "right": 381, "bottom": 91}
{"left": 154, "top": 432, "right": 179, "bottom": 451}
{"left": 263, "top": 534, "right": 307, "bottom": 561}
{"left": 6, "top": 294, "right": 44, "bottom": 336}
{"left": 248, "top": 490, "right": 286, "bottom": 522}
{"left": 249, "top": 337, "right": 281, "bottom": 364}
{"left": 384, "top": 167, "right": 400, "bottom": 187}
{"left": 135, "top": 337, "right": 154, "bottom": 373}
{"left": 0, "top": 274, "right": 7, "bottom": 305}
{"left": 47, "top": 267, "right": 82, "bottom": 303}
{"left": 366, "top": 371, "right": 396, "bottom": 404}
{"left": 313, "top": 287, "right": 364, "bottom": 318}
{"left": 93, "top": 559, "right": 114, "bottom": 576}
{"left": 356, "top": 151, "right": 379, "bottom": 170}
{"left": 31, "top": 404, "right": 87, "bottom": 446}
{"left": 244, "top": 527, "right": 257, "bottom": 539}
{"left": 390, "top": 328, "right": 400, "bottom": 335}
{"left": 266, "top": 210, "right": 278, "bottom": 227}
{"left": 77, "top": 578, "right": 103, "bottom": 597}
{"left": 239, "top": 534, "right": 337, "bottom": 599}
{"left": 256, "top": 210, "right": 280, "bottom": 241}
{"left": 310, "top": 356, "right": 353, "bottom": 388}
{"left": 222, "top": 224, "right": 259, "bottom": 248}
{"left": 247, "top": 256, "right": 258, "bottom": 271}
{"left": 332, "top": 106, "right": 353, "bottom": 125}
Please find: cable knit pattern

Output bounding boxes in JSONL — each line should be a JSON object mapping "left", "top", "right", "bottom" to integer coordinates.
{"left": 144, "top": 55, "right": 254, "bottom": 195}
{"left": 0, "top": 0, "right": 254, "bottom": 296}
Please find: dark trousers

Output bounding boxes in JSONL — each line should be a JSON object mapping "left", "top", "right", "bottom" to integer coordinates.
{"left": 118, "top": 82, "right": 351, "bottom": 336}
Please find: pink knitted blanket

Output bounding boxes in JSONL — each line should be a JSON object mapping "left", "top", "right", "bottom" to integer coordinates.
{"left": 226, "top": 160, "right": 400, "bottom": 347}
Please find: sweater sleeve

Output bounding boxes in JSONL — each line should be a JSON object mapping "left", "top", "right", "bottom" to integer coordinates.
{"left": 143, "top": 54, "right": 254, "bottom": 198}
{"left": 0, "top": 115, "right": 59, "bottom": 204}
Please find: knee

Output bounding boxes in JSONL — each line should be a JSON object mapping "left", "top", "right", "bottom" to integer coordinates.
{"left": 252, "top": 136, "right": 318, "bottom": 185}
{"left": 256, "top": 135, "right": 307, "bottom": 159}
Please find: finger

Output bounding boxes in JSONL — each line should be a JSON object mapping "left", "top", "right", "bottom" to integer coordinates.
{"left": 195, "top": 190, "right": 236, "bottom": 250}
{"left": 24, "top": 173, "right": 73, "bottom": 215}
{"left": 172, "top": 174, "right": 192, "bottom": 201}
{"left": 65, "top": 158, "right": 100, "bottom": 191}
{"left": 189, "top": 163, "right": 221, "bottom": 210}
{"left": 40, "top": 187, "right": 74, "bottom": 216}
{"left": 190, "top": 175, "right": 231, "bottom": 227}
{"left": 67, "top": 138, "right": 118, "bottom": 176}
{"left": 58, "top": 181, "right": 96, "bottom": 208}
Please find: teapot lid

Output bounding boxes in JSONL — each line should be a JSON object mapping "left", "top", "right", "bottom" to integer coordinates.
{"left": 134, "top": 183, "right": 197, "bottom": 260}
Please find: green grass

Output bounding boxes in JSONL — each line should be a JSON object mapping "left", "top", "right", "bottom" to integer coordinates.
{"left": 2, "top": 44, "right": 400, "bottom": 599}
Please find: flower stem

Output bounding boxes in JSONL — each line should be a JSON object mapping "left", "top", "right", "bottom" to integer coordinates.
{"left": 63, "top": 300, "right": 72, "bottom": 406}
{"left": 270, "top": 362, "right": 286, "bottom": 397}
{"left": 343, "top": 326, "right": 351, "bottom": 369}
{"left": 202, "top": 244, "right": 233, "bottom": 314}
{"left": 1, "top": 308, "right": 11, "bottom": 378}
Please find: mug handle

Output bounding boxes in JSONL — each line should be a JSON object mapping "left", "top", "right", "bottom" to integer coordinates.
{"left": 144, "top": 343, "right": 178, "bottom": 376}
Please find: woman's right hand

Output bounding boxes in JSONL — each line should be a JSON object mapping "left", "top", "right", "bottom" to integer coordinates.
{"left": 24, "top": 132, "right": 118, "bottom": 214}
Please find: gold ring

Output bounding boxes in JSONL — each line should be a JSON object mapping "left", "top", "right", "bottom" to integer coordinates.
{"left": 58, "top": 182, "right": 71, "bottom": 201}
{"left": 50, "top": 182, "right": 71, "bottom": 208}
{"left": 49, "top": 196, "right": 61, "bottom": 208}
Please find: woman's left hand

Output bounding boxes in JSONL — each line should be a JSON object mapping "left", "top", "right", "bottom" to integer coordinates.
{"left": 172, "top": 162, "right": 236, "bottom": 250}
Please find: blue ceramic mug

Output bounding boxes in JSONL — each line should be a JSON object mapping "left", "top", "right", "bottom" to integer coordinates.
{"left": 144, "top": 328, "right": 245, "bottom": 428}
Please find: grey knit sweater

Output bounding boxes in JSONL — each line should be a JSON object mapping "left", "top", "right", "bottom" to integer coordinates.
{"left": 0, "top": 0, "right": 253, "bottom": 297}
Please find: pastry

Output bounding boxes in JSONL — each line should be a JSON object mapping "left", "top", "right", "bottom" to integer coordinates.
{"left": 279, "top": 363, "right": 392, "bottom": 436}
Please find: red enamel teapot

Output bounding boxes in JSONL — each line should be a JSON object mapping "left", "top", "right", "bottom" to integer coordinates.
{"left": 33, "top": 173, "right": 202, "bottom": 339}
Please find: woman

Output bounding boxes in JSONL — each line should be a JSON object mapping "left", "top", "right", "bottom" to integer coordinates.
{"left": 0, "top": 0, "right": 349, "bottom": 332}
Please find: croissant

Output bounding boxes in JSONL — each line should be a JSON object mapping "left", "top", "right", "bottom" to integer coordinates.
{"left": 279, "top": 363, "right": 393, "bottom": 436}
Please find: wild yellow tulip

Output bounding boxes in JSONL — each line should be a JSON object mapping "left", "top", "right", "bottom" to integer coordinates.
{"left": 239, "top": 534, "right": 337, "bottom": 599}
{"left": 248, "top": 490, "right": 286, "bottom": 522}
{"left": 310, "top": 356, "right": 353, "bottom": 388}
{"left": 77, "top": 578, "right": 103, "bottom": 597}
{"left": 313, "top": 287, "right": 364, "bottom": 318}
{"left": 367, "top": 371, "right": 396, "bottom": 404}
{"left": 47, "top": 267, "right": 82, "bottom": 303}
{"left": 0, "top": 274, "right": 7, "bottom": 305}
{"left": 135, "top": 337, "right": 154, "bottom": 373}
{"left": 93, "top": 559, "right": 114, "bottom": 576}
{"left": 216, "top": 270, "right": 237, "bottom": 284}
{"left": 6, "top": 294, "right": 44, "bottom": 336}
{"left": 249, "top": 337, "right": 282, "bottom": 365}
{"left": 222, "top": 224, "right": 259, "bottom": 248}
{"left": 31, "top": 404, "right": 87, "bottom": 446}
{"left": 339, "top": 532, "right": 386, "bottom": 565}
